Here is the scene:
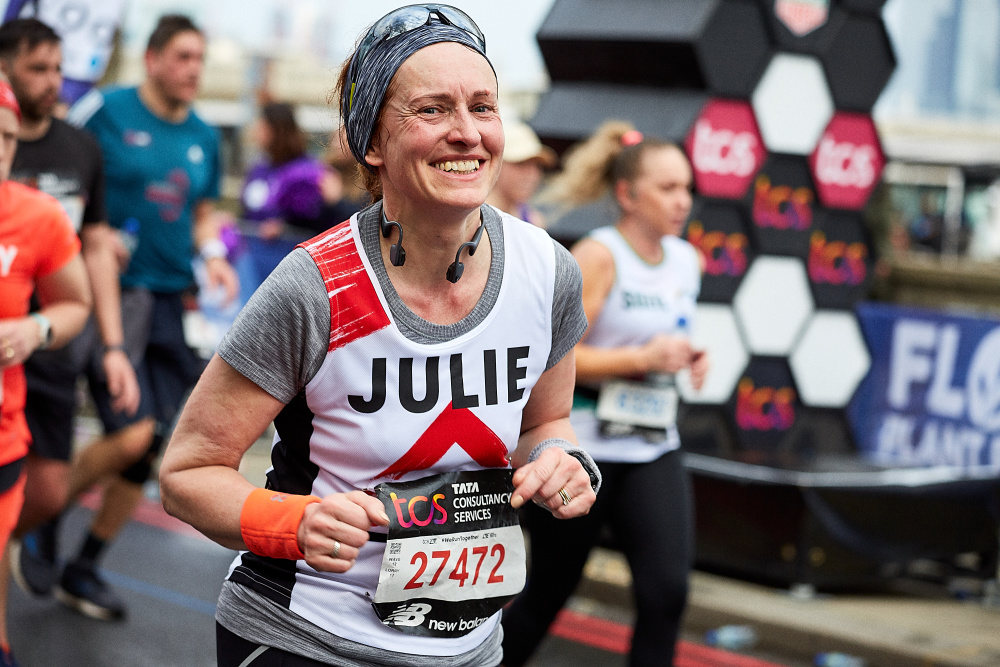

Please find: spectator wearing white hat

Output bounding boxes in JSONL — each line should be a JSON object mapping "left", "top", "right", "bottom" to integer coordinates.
{"left": 487, "top": 119, "right": 556, "bottom": 226}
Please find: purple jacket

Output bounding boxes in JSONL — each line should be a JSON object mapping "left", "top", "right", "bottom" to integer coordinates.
{"left": 240, "top": 157, "right": 325, "bottom": 223}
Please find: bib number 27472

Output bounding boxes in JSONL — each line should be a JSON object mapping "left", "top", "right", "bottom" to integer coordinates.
{"left": 372, "top": 469, "right": 525, "bottom": 638}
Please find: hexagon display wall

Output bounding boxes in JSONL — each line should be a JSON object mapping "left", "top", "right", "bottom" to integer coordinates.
{"left": 532, "top": 0, "right": 897, "bottom": 456}
{"left": 789, "top": 311, "right": 871, "bottom": 408}
{"left": 750, "top": 154, "right": 818, "bottom": 257}
{"left": 751, "top": 53, "right": 834, "bottom": 155}
{"left": 733, "top": 256, "right": 814, "bottom": 356}
{"left": 685, "top": 198, "right": 756, "bottom": 303}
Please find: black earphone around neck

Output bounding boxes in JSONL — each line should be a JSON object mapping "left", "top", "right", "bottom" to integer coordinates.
{"left": 446, "top": 215, "right": 485, "bottom": 283}
{"left": 380, "top": 209, "right": 486, "bottom": 283}
{"left": 379, "top": 214, "right": 406, "bottom": 267}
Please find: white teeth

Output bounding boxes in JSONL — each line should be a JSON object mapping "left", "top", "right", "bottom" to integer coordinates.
{"left": 433, "top": 160, "right": 480, "bottom": 173}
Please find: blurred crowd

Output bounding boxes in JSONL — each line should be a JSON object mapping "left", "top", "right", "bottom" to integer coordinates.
{"left": 1, "top": 6, "right": 708, "bottom": 667}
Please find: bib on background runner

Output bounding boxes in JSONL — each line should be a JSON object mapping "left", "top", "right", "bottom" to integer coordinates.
{"left": 596, "top": 373, "right": 678, "bottom": 443}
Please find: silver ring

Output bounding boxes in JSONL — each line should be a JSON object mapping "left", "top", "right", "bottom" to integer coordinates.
{"left": 332, "top": 540, "right": 342, "bottom": 559}
{"left": 557, "top": 487, "right": 572, "bottom": 506}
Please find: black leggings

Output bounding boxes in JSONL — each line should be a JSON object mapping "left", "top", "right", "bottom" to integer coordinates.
{"left": 217, "top": 623, "right": 328, "bottom": 666}
{"left": 502, "top": 449, "right": 693, "bottom": 667}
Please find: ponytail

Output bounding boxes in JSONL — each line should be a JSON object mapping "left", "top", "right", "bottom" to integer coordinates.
{"left": 539, "top": 120, "right": 680, "bottom": 209}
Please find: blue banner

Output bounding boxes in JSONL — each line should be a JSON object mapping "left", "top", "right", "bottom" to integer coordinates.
{"left": 848, "top": 302, "right": 1000, "bottom": 472}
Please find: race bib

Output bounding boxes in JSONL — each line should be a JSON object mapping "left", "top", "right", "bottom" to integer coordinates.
{"left": 372, "top": 469, "right": 526, "bottom": 638}
{"left": 596, "top": 379, "right": 678, "bottom": 430}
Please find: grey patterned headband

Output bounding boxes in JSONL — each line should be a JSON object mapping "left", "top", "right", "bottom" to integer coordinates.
{"left": 342, "top": 24, "right": 494, "bottom": 172}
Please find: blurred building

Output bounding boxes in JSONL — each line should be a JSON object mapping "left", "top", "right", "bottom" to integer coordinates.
{"left": 875, "top": 0, "right": 1000, "bottom": 266}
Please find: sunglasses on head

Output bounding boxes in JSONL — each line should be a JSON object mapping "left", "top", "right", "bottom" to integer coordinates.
{"left": 348, "top": 4, "right": 486, "bottom": 112}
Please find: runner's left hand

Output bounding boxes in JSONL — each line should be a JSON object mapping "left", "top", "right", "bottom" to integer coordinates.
{"left": 204, "top": 256, "right": 239, "bottom": 307}
{"left": 104, "top": 349, "right": 141, "bottom": 415}
{"left": 511, "top": 447, "right": 595, "bottom": 519}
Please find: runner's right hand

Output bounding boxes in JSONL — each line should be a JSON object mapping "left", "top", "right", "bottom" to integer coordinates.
{"left": 639, "top": 334, "right": 694, "bottom": 375}
{"left": 297, "top": 491, "right": 390, "bottom": 573}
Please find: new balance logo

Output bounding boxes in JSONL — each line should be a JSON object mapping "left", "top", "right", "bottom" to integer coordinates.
{"left": 384, "top": 602, "right": 432, "bottom": 627}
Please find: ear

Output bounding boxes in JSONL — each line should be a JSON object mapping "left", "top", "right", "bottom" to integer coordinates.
{"left": 143, "top": 48, "right": 157, "bottom": 74}
{"left": 614, "top": 179, "right": 635, "bottom": 212}
{"left": 365, "top": 135, "right": 385, "bottom": 168}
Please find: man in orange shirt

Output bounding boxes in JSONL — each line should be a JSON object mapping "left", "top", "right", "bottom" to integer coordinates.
{"left": 0, "top": 77, "right": 90, "bottom": 667}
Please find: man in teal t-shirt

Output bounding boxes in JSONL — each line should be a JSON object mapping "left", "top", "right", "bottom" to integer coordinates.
{"left": 44, "top": 14, "right": 238, "bottom": 622}
{"left": 72, "top": 83, "right": 222, "bottom": 293}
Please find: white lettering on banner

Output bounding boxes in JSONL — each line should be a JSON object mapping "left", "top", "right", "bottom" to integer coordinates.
{"left": 888, "top": 319, "right": 1000, "bottom": 429}
{"left": 814, "top": 137, "right": 876, "bottom": 188}
{"left": 0, "top": 245, "right": 17, "bottom": 277}
{"left": 888, "top": 320, "right": 935, "bottom": 409}
{"left": 692, "top": 120, "right": 758, "bottom": 177}
{"left": 928, "top": 325, "right": 965, "bottom": 419}
{"left": 879, "top": 318, "right": 1000, "bottom": 470}
{"left": 876, "top": 413, "right": 1000, "bottom": 473}
{"left": 966, "top": 327, "right": 1000, "bottom": 431}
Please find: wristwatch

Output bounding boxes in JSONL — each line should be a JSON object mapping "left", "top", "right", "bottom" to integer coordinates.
{"left": 29, "top": 312, "right": 53, "bottom": 350}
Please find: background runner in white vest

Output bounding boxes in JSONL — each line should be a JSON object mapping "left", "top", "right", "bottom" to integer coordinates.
{"left": 503, "top": 121, "right": 710, "bottom": 667}
{"left": 159, "top": 6, "right": 597, "bottom": 667}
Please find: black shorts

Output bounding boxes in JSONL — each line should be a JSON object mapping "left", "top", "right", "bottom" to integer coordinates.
{"left": 89, "top": 289, "right": 206, "bottom": 440}
{"left": 217, "top": 624, "right": 328, "bottom": 666}
{"left": 23, "top": 319, "right": 98, "bottom": 461}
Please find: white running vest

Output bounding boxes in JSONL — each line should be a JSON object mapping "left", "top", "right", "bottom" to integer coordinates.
{"left": 228, "top": 212, "right": 556, "bottom": 656}
{"left": 574, "top": 226, "right": 701, "bottom": 463}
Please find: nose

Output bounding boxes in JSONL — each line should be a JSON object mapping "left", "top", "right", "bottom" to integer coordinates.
{"left": 446, "top": 107, "right": 481, "bottom": 147}
{"left": 679, "top": 186, "right": 693, "bottom": 213}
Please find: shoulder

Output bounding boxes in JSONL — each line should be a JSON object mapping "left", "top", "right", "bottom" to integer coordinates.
{"left": 5, "top": 182, "right": 75, "bottom": 239}
{"left": 50, "top": 118, "right": 102, "bottom": 153}
{"left": 186, "top": 110, "right": 221, "bottom": 141}
{"left": 493, "top": 206, "right": 554, "bottom": 254}
{"left": 573, "top": 228, "right": 617, "bottom": 273}
{"left": 665, "top": 236, "right": 701, "bottom": 273}
{"left": 5, "top": 180, "right": 63, "bottom": 213}
{"left": 67, "top": 86, "right": 129, "bottom": 128}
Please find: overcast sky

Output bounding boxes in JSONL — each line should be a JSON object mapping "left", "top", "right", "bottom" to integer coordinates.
{"left": 122, "top": 0, "right": 558, "bottom": 91}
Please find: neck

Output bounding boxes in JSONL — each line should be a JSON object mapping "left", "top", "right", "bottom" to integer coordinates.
{"left": 616, "top": 215, "right": 665, "bottom": 264}
{"left": 381, "top": 199, "right": 487, "bottom": 287}
{"left": 138, "top": 81, "right": 189, "bottom": 123}
{"left": 18, "top": 114, "right": 52, "bottom": 142}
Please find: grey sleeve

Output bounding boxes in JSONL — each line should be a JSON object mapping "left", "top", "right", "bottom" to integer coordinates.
{"left": 546, "top": 240, "right": 588, "bottom": 370}
{"left": 217, "top": 249, "right": 330, "bottom": 403}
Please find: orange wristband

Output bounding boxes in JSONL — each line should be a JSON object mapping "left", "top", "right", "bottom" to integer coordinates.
{"left": 239, "top": 488, "right": 321, "bottom": 560}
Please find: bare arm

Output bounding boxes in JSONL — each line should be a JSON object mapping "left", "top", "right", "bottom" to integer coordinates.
{"left": 81, "top": 222, "right": 140, "bottom": 414}
{"left": 160, "top": 355, "right": 388, "bottom": 571}
{"left": 0, "top": 255, "right": 91, "bottom": 369}
{"left": 572, "top": 237, "right": 694, "bottom": 384}
{"left": 159, "top": 355, "right": 287, "bottom": 549}
{"left": 193, "top": 200, "right": 239, "bottom": 306}
{"left": 509, "top": 350, "right": 595, "bottom": 518}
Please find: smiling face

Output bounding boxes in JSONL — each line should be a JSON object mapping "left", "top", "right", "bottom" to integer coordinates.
{"left": 365, "top": 42, "right": 502, "bottom": 220}
{"left": 618, "top": 146, "right": 694, "bottom": 238}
